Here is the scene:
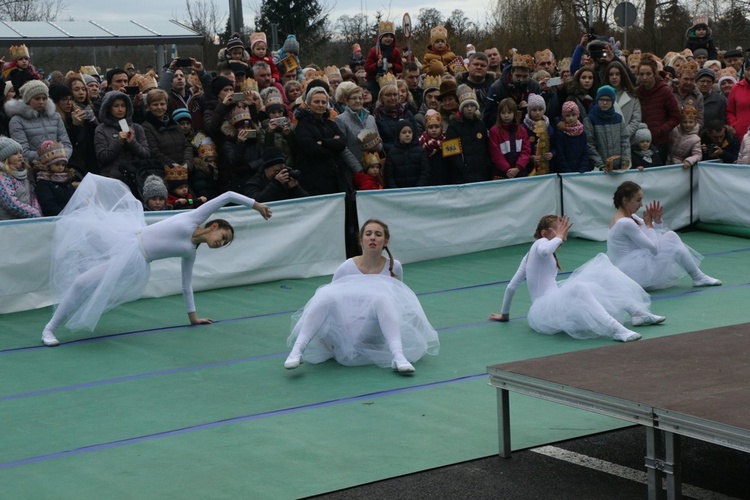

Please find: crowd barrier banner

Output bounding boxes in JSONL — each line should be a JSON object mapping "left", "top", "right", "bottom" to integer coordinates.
{"left": 696, "top": 163, "right": 750, "bottom": 227}
{"left": 560, "top": 165, "right": 694, "bottom": 241}
{"left": 355, "top": 177, "right": 559, "bottom": 264}
{"left": 0, "top": 193, "right": 345, "bottom": 315}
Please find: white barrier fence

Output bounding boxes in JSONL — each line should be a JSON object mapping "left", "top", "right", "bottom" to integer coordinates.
{"left": 1, "top": 163, "right": 746, "bottom": 314}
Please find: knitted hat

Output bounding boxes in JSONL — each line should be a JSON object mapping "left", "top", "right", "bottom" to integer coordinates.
{"left": 3, "top": 81, "right": 13, "bottom": 97}
{"left": 82, "top": 73, "right": 97, "bottom": 85}
{"left": 430, "top": 26, "right": 448, "bottom": 46}
{"left": 634, "top": 123, "right": 651, "bottom": 143}
{"left": 305, "top": 86, "right": 329, "bottom": 105}
{"left": 164, "top": 164, "right": 189, "bottom": 190}
{"left": 425, "top": 109, "right": 442, "bottom": 127}
{"left": 211, "top": 76, "right": 234, "bottom": 96}
{"left": 20, "top": 79, "right": 49, "bottom": 104}
{"left": 352, "top": 43, "right": 361, "bottom": 54}
{"left": 282, "top": 35, "right": 300, "bottom": 54}
{"left": 36, "top": 140, "right": 67, "bottom": 169}
{"left": 696, "top": 68, "right": 716, "bottom": 82}
{"left": 262, "top": 146, "right": 286, "bottom": 169}
{"left": 693, "top": 48, "right": 708, "bottom": 58}
{"left": 466, "top": 44, "right": 476, "bottom": 57}
{"left": 172, "top": 108, "right": 192, "bottom": 123}
{"left": 457, "top": 84, "right": 479, "bottom": 111}
{"left": 595, "top": 85, "right": 616, "bottom": 102}
{"left": 48, "top": 83, "right": 72, "bottom": 103}
{"left": 226, "top": 32, "right": 244, "bottom": 52}
{"left": 526, "top": 93, "right": 546, "bottom": 111}
{"left": 395, "top": 119, "right": 414, "bottom": 140}
{"left": 437, "top": 79, "right": 458, "bottom": 100}
{"left": 561, "top": 101, "right": 579, "bottom": 116}
{"left": 250, "top": 32, "right": 267, "bottom": 50}
{"left": 0, "top": 136, "right": 22, "bottom": 162}
{"left": 142, "top": 174, "right": 167, "bottom": 200}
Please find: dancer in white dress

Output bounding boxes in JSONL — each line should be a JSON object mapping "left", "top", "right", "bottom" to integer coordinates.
{"left": 490, "top": 215, "right": 666, "bottom": 342}
{"left": 607, "top": 181, "right": 721, "bottom": 291}
{"left": 284, "top": 219, "right": 439, "bottom": 374}
{"left": 41, "top": 174, "right": 271, "bottom": 346}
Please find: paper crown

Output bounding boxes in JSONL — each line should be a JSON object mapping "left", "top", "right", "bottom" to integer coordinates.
{"left": 717, "top": 67, "right": 738, "bottom": 79}
{"left": 378, "top": 21, "right": 395, "bottom": 36}
{"left": 511, "top": 53, "right": 533, "bottom": 69}
{"left": 264, "top": 91, "right": 284, "bottom": 106}
{"left": 10, "top": 44, "right": 29, "bottom": 60}
{"left": 135, "top": 72, "right": 158, "bottom": 93}
{"left": 303, "top": 69, "right": 327, "bottom": 84}
{"left": 362, "top": 151, "right": 384, "bottom": 168}
{"left": 230, "top": 105, "right": 252, "bottom": 126}
{"left": 188, "top": 73, "right": 202, "bottom": 90}
{"left": 535, "top": 49, "right": 554, "bottom": 63}
{"left": 627, "top": 54, "right": 640, "bottom": 66}
{"left": 378, "top": 72, "right": 397, "bottom": 86}
{"left": 250, "top": 32, "right": 267, "bottom": 48}
{"left": 430, "top": 25, "right": 448, "bottom": 45}
{"left": 425, "top": 109, "right": 442, "bottom": 126}
{"left": 357, "top": 129, "right": 382, "bottom": 151}
{"left": 558, "top": 57, "right": 572, "bottom": 70}
{"left": 164, "top": 164, "right": 189, "bottom": 182}
{"left": 448, "top": 57, "right": 466, "bottom": 74}
{"left": 79, "top": 65, "right": 99, "bottom": 77}
{"left": 422, "top": 75, "right": 442, "bottom": 92}
{"left": 681, "top": 106, "right": 698, "bottom": 120}
{"left": 324, "top": 65, "right": 341, "bottom": 78}
{"left": 678, "top": 60, "right": 699, "bottom": 76}
{"left": 680, "top": 48, "right": 694, "bottom": 58}
{"left": 241, "top": 78, "right": 259, "bottom": 93}
{"left": 198, "top": 142, "right": 218, "bottom": 158}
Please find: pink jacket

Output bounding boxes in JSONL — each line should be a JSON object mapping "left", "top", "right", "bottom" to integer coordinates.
{"left": 737, "top": 131, "right": 750, "bottom": 164}
{"left": 667, "top": 124, "right": 702, "bottom": 166}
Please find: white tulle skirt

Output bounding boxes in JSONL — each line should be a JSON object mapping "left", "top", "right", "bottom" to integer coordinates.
{"left": 287, "top": 274, "right": 440, "bottom": 367}
{"left": 49, "top": 174, "right": 151, "bottom": 331}
{"left": 610, "top": 231, "right": 702, "bottom": 291}
{"left": 528, "top": 253, "right": 651, "bottom": 340}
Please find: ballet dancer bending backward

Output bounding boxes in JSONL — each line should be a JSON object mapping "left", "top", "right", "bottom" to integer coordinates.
{"left": 490, "top": 214, "right": 666, "bottom": 342}
{"left": 41, "top": 174, "right": 271, "bottom": 346}
{"left": 607, "top": 180, "right": 721, "bottom": 291}
{"left": 284, "top": 219, "right": 440, "bottom": 374}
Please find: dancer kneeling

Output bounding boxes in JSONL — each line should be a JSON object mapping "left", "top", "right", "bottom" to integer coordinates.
{"left": 489, "top": 215, "right": 665, "bottom": 342}
{"left": 41, "top": 174, "right": 271, "bottom": 346}
{"left": 284, "top": 219, "right": 439, "bottom": 374}
{"left": 608, "top": 181, "right": 721, "bottom": 290}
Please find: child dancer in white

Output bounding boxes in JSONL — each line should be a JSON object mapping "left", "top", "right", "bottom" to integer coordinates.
{"left": 607, "top": 181, "right": 721, "bottom": 290}
{"left": 284, "top": 219, "right": 439, "bottom": 373}
{"left": 490, "top": 215, "right": 666, "bottom": 342}
{"left": 41, "top": 174, "right": 271, "bottom": 346}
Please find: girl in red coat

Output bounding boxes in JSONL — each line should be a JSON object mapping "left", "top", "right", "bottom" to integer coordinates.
{"left": 365, "top": 21, "right": 402, "bottom": 92}
{"left": 489, "top": 98, "right": 531, "bottom": 179}
{"left": 248, "top": 32, "right": 281, "bottom": 83}
{"left": 354, "top": 152, "right": 384, "bottom": 190}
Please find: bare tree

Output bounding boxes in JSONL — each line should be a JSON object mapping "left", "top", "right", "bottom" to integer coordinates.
{"left": 181, "top": 0, "right": 227, "bottom": 40}
{"left": 0, "top": 0, "right": 66, "bottom": 21}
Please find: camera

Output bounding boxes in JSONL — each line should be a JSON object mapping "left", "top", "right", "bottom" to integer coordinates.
{"left": 284, "top": 168, "right": 301, "bottom": 180}
{"left": 270, "top": 117, "right": 288, "bottom": 127}
{"left": 707, "top": 144, "right": 720, "bottom": 156}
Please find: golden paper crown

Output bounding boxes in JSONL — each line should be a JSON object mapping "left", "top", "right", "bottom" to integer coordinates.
{"left": 264, "top": 92, "right": 284, "bottom": 106}
{"left": 362, "top": 151, "right": 384, "bottom": 168}
{"left": 9, "top": 44, "right": 29, "bottom": 60}
{"left": 430, "top": 25, "right": 448, "bottom": 45}
{"left": 681, "top": 106, "right": 698, "bottom": 120}
{"left": 164, "top": 164, "right": 189, "bottom": 182}
{"left": 198, "top": 142, "right": 218, "bottom": 158}
{"left": 425, "top": 109, "right": 442, "bottom": 126}
{"left": 80, "top": 65, "right": 99, "bottom": 76}
{"left": 511, "top": 53, "right": 533, "bottom": 69}
{"left": 534, "top": 49, "right": 554, "bottom": 63}
{"left": 717, "top": 67, "right": 738, "bottom": 79}
{"left": 324, "top": 65, "right": 341, "bottom": 79}
{"left": 242, "top": 78, "right": 259, "bottom": 93}
{"left": 627, "top": 54, "right": 640, "bottom": 66}
{"left": 558, "top": 57, "right": 571, "bottom": 70}
{"left": 188, "top": 73, "right": 202, "bottom": 91}
{"left": 678, "top": 60, "right": 699, "bottom": 76}
{"left": 378, "top": 21, "right": 395, "bottom": 36}
{"left": 378, "top": 72, "right": 397, "bottom": 86}
{"left": 136, "top": 72, "right": 158, "bottom": 93}
{"left": 680, "top": 48, "right": 694, "bottom": 58}
{"left": 422, "top": 75, "right": 442, "bottom": 92}
{"left": 357, "top": 128, "right": 382, "bottom": 151}
{"left": 303, "top": 70, "right": 327, "bottom": 84}
{"left": 230, "top": 105, "right": 252, "bottom": 126}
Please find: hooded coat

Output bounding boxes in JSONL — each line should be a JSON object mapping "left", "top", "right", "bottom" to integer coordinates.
{"left": 5, "top": 97, "right": 72, "bottom": 164}
{"left": 94, "top": 91, "right": 149, "bottom": 178}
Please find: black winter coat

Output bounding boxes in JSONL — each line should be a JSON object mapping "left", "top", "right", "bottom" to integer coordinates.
{"left": 141, "top": 113, "right": 193, "bottom": 168}
{"left": 35, "top": 179, "right": 75, "bottom": 216}
{"left": 294, "top": 107, "right": 348, "bottom": 196}
{"left": 445, "top": 115, "right": 491, "bottom": 184}
{"left": 384, "top": 142, "right": 430, "bottom": 188}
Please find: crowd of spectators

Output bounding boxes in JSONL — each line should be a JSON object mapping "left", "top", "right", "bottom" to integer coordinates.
{"left": 0, "top": 19, "right": 749, "bottom": 221}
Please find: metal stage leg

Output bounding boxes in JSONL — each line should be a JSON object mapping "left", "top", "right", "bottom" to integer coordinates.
{"left": 665, "top": 432, "right": 682, "bottom": 499}
{"left": 497, "top": 388, "right": 511, "bottom": 458}
{"left": 646, "top": 427, "right": 666, "bottom": 500}
{"left": 645, "top": 428, "right": 682, "bottom": 499}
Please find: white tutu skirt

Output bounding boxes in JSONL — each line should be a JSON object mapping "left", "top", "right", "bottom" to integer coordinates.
{"left": 287, "top": 274, "right": 440, "bottom": 367}
{"left": 49, "top": 174, "right": 151, "bottom": 331}
{"left": 528, "top": 254, "right": 651, "bottom": 340}
{"left": 610, "top": 231, "right": 702, "bottom": 291}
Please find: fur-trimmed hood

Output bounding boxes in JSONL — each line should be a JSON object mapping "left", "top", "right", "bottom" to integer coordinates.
{"left": 98, "top": 90, "right": 134, "bottom": 126}
{"left": 4, "top": 97, "right": 57, "bottom": 120}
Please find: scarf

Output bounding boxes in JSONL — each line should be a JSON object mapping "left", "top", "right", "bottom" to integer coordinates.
{"left": 633, "top": 145, "right": 654, "bottom": 162}
{"left": 36, "top": 170, "right": 70, "bottom": 183}
{"left": 561, "top": 119, "right": 584, "bottom": 137}
{"left": 11, "top": 168, "right": 27, "bottom": 180}
{"left": 587, "top": 102, "right": 620, "bottom": 125}
{"left": 375, "top": 102, "right": 407, "bottom": 119}
{"left": 523, "top": 114, "right": 549, "bottom": 131}
{"left": 419, "top": 131, "right": 445, "bottom": 157}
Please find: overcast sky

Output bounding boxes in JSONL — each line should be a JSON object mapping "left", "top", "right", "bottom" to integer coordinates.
{"left": 62, "top": 0, "right": 489, "bottom": 30}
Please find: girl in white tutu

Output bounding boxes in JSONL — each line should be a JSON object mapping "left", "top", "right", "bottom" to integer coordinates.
{"left": 490, "top": 214, "right": 666, "bottom": 342}
{"left": 284, "top": 219, "right": 439, "bottom": 374}
{"left": 41, "top": 174, "right": 271, "bottom": 346}
{"left": 607, "top": 181, "right": 721, "bottom": 290}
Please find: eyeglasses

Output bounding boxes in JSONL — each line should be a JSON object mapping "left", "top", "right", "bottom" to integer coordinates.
{"left": 348, "top": 96, "right": 363, "bottom": 102}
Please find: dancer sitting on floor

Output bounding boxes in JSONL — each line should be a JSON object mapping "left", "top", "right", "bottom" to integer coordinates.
{"left": 284, "top": 219, "right": 440, "bottom": 374}
{"left": 490, "top": 214, "right": 666, "bottom": 342}
{"left": 607, "top": 181, "right": 721, "bottom": 291}
{"left": 41, "top": 174, "right": 271, "bottom": 346}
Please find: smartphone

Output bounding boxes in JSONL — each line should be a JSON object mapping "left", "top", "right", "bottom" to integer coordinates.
{"left": 270, "top": 117, "right": 288, "bottom": 127}
{"left": 118, "top": 118, "right": 130, "bottom": 133}
{"left": 124, "top": 85, "right": 140, "bottom": 96}
{"left": 175, "top": 58, "right": 192, "bottom": 67}
{"left": 231, "top": 92, "right": 245, "bottom": 102}
{"left": 547, "top": 77, "right": 563, "bottom": 86}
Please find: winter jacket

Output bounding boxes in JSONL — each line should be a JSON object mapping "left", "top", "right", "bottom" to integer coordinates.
{"left": 614, "top": 90, "right": 642, "bottom": 143}
{"left": 637, "top": 79, "right": 681, "bottom": 147}
{"left": 737, "top": 132, "right": 750, "bottom": 164}
{"left": 141, "top": 112, "right": 193, "bottom": 168}
{"left": 553, "top": 130, "right": 590, "bottom": 173}
{"left": 667, "top": 125, "right": 702, "bottom": 166}
{"left": 701, "top": 135, "right": 738, "bottom": 164}
{"left": 702, "top": 91, "right": 727, "bottom": 127}
{"left": 672, "top": 87, "right": 704, "bottom": 124}
{"left": 335, "top": 106, "right": 382, "bottom": 163}
{"left": 375, "top": 106, "right": 418, "bottom": 147}
{"left": 727, "top": 78, "right": 750, "bottom": 139}
{"left": 685, "top": 25, "right": 718, "bottom": 60}
{"left": 35, "top": 177, "right": 75, "bottom": 216}
{"left": 94, "top": 91, "right": 150, "bottom": 179}
{"left": 488, "top": 121, "right": 531, "bottom": 178}
{"left": 584, "top": 107, "right": 631, "bottom": 169}
{"left": 6, "top": 98, "right": 72, "bottom": 164}
{"left": 353, "top": 172, "right": 382, "bottom": 190}
{"left": 365, "top": 44, "right": 402, "bottom": 82}
{"left": 422, "top": 45, "right": 458, "bottom": 74}
{"left": 631, "top": 145, "right": 663, "bottom": 169}
{"left": 445, "top": 114, "right": 492, "bottom": 183}
{"left": 294, "top": 106, "right": 349, "bottom": 196}
{"left": 243, "top": 168, "right": 309, "bottom": 202}
{"left": 0, "top": 172, "right": 42, "bottom": 219}
{"left": 384, "top": 141, "right": 430, "bottom": 188}
{"left": 483, "top": 69, "right": 541, "bottom": 129}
